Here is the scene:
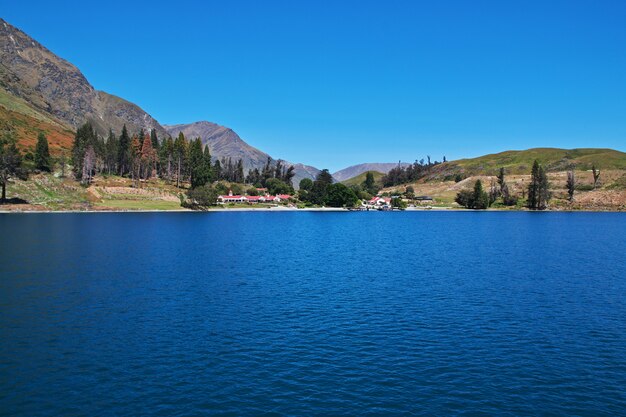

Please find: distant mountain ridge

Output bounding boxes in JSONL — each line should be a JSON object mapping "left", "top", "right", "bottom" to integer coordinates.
{"left": 332, "top": 162, "right": 410, "bottom": 182}
{"left": 165, "top": 121, "right": 321, "bottom": 186}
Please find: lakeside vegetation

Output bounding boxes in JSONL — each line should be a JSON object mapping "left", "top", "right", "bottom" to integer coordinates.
{"left": 2, "top": 122, "right": 626, "bottom": 212}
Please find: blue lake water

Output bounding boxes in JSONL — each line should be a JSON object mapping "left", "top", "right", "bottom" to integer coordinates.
{"left": 1, "top": 211, "right": 625, "bottom": 416}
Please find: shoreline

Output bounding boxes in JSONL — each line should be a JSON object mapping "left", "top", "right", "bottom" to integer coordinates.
{"left": 1, "top": 206, "right": 624, "bottom": 214}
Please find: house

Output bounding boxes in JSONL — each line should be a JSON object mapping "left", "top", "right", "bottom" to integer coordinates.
{"left": 275, "top": 194, "right": 292, "bottom": 202}
{"left": 217, "top": 190, "right": 248, "bottom": 203}
{"left": 364, "top": 196, "right": 391, "bottom": 208}
{"left": 218, "top": 190, "right": 294, "bottom": 205}
{"left": 245, "top": 196, "right": 264, "bottom": 204}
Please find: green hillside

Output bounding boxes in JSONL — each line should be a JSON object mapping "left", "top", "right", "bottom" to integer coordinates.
{"left": 341, "top": 170, "right": 385, "bottom": 186}
{"left": 435, "top": 148, "right": 626, "bottom": 177}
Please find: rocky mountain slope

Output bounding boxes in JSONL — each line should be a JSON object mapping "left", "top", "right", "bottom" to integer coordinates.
{"left": 1, "top": 19, "right": 321, "bottom": 186}
{"left": 332, "top": 162, "right": 410, "bottom": 182}
{"left": 165, "top": 121, "right": 320, "bottom": 186}
{"left": 0, "top": 18, "right": 165, "bottom": 138}
{"left": 165, "top": 121, "right": 269, "bottom": 171}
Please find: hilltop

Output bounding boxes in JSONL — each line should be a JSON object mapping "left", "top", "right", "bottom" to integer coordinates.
{"left": 428, "top": 148, "right": 626, "bottom": 180}
{"left": 341, "top": 171, "right": 385, "bottom": 187}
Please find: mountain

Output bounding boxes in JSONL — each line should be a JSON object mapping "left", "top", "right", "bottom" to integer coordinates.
{"left": 429, "top": 148, "right": 626, "bottom": 180}
{"left": 332, "top": 162, "right": 410, "bottom": 182}
{"left": 165, "top": 121, "right": 320, "bottom": 187}
{"left": 164, "top": 121, "right": 269, "bottom": 171}
{"left": 0, "top": 18, "right": 166, "bottom": 138}
{"left": 0, "top": 18, "right": 321, "bottom": 187}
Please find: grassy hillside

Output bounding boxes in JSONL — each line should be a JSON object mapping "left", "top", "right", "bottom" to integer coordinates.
{"left": 0, "top": 89, "right": 74, "bottom": 154}
{"left": 341, "top": 170, "right": 384, "bottom": 187}
{"left": 4, "top": 174, "right": 185, "bottom": 211}
{"left": 432, "top": 148, "right": 626, "bottom": 178}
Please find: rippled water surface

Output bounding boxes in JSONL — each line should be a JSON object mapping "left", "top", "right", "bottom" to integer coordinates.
{"left": 1, "top": 212, "right": 625, "bottom": 416}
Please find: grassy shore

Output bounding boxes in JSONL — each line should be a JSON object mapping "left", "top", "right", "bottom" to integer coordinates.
{"left": 2, "top": 171, "right": 625, "bottom": 212}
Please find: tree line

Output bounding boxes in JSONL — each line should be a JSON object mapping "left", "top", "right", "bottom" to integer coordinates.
{"left": 382, "top": 156, "right": 445, "bottom": 187}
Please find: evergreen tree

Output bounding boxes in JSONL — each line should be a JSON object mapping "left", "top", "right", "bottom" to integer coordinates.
{"left": 150, "top": 129, "right": 159, "bottom": 151}
{"left": 117, "top": 124, "right": 131, "bottom": 176}
{"left": 538, "top": 165, "right": 550, "bottom": 209}
{"left": 527, "top": 160, "right": 550, "bottom": 210}
{"left": 159, "top": 136, "right": 174, "bottom": 181}
{"left": 34, "top": 132, "right": 51, "bottom": 172}
{"left": 213, "top": 159, "right": 222, "bottom": 182}
{"left": 72, "top": 122, "right": 98, "bottom": 181}
{"left": 0, "top": 131, "right": 26, "bottom": 202}
{"left": 174, "top": 132, "right": 187, "bottom": 188}
{"left": 105, "top": 129, "right": 118, "bottom": 175}
{"left": 188, "top": 138, "right": 205, "bottom": 188}
{"left": 202, "top": 145, "right": 213, "bottom": 185}
{"left": 527, "top": 160, "right": 540, "bottom": 209}
{"left": 472, "top": 179, "right": 489, "bottom": 209}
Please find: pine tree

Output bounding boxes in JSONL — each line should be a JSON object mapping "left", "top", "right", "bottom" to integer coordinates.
{"left": 34, "top": 132, "right": 51, "bottom": 172}
{"left": 117, "top": 125, "right": 131, "bottom": 176}
{"left": 202, "top": 145, "right": 213, "bottom": 185}
{"left": 150, "top": 129, "right": 159, "bottom": 151}
{"left": 72, "top": 122, "right": 97, "bottom": 180}
{"left": 104, "top": 129, "right": 118, "bottom": 175}
{"left": 174, "top": 132, "right": 187, "bottom": 188}
{"left": 538, "top": 165, "right": 550, "bottom": 209}
{"left": 213, "top": 159, "right": 222, "bottom": 181}
{"left": 472, "top": 179, "right": 489, "bottom": 209}
{"left": 159, "top": 136, "right": 174, "bottom": 182}
{"left": 188, "top": 138, "right": 205, "bottom": 188}
{"left": 0, "top": 131, "right": 25, "bottom": 202}
{"left": 527, "top": 160, "right": 550, "bottom": 210}
{"left": 527, "top": 160, "right": 540, "bottom": 209}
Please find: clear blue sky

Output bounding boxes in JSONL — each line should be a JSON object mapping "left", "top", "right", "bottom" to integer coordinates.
{"left": 4, "top": 0, "right": 626, "bottom": 171}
